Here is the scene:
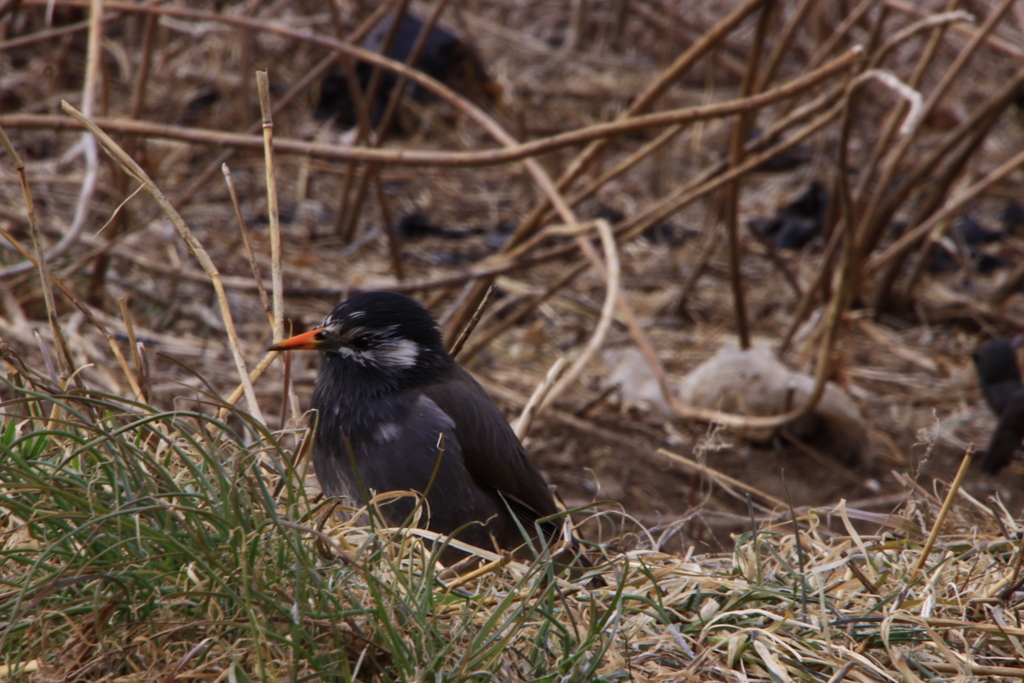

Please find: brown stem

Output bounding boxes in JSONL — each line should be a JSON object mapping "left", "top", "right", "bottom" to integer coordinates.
{"left": 722, "top": 0, "right": 777, "bottom": 350}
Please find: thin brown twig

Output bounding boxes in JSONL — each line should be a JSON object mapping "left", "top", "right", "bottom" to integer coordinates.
{"left": 746, "top": 227, "right": 803, "bottom": 299}
{"left": 808, "top": 0, "right": 881, "bottom": 68}
{"left": 755, "top": 0, "right": 815, "bottom": 93}
{"left": 776, "top": 218, "right": 846, "bottom": 358}
{"left": 117, "top": 296, "right": 146, "bottom": 403}
{"left": 221, "top": 164, "right": 273, "bottom": 328}
{"left": 674, "top": 221, "right": 719, "bottom": 316}
{"left": 448, "top": 285, "right": 495, "bottom": 361}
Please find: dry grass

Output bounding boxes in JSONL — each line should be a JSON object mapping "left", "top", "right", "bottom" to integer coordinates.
{"left": 2, "top": 0, "right": 1024, "bottom": 679}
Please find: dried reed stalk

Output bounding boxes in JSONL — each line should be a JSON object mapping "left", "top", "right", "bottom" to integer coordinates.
{"left": 256, "top": 71, "right": 284, "bottom": 345}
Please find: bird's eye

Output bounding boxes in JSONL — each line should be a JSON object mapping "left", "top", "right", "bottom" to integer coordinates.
{"left": 349, "top": 336, "right": 372, "bottom": 351}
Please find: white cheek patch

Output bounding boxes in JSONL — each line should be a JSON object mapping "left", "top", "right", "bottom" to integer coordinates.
{"left": 332, "top": 337, "right": 420, "bottom": 370}
{"left": 377, "top": 338, "right": 420, "bottom": 369}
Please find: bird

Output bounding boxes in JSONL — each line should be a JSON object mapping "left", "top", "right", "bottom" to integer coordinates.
{"left": 315, "top": 12, "right": 500, "bottom": 132}
{"left": 973, "top": 338, "right": 1024, "bottom": 473}
{"left": 973, "top": 338, "right": 1023, "bottom": 417}
{"left": 271, "top": 292, "right": 570, "bottom": 562}
{"left": 749, "top": 181, "right": 828, "bottom": 250}
{"left": 983, "top": 393, "right": 1024, "bottom": 475}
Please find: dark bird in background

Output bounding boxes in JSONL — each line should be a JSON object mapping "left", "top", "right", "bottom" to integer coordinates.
{"left": 271, "top": 292, "right": 569, "bottom": 562}
{"left": 984, "top": 394, "right": 1024, "bottom": 475}
{"left": 749, "top": 181, "right": 828, "bottom": 250}
{"left": 974, "top": 338, "right": 1023, "bottom": 416}
{"left": 928, "top": 215, "right": 1006, "bottom": 274}
{"left": 316, "top": 12, "right": 500, "bottom": 131}
{"left": 392, "top": 213, "right": 510, "bottom": 266}
{"left": 593, "top": 206, "right": 693, "bottom": 246}
{"left": 1002, "top": 200, "right": 1024, "bottom": 236}
{"left": 972, "top": 338, "right": 1024, "bottom": 473}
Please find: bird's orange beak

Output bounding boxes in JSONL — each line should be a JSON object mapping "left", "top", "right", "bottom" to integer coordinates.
{"left": 269, "top": 327, "right": 326, "bottom": 351}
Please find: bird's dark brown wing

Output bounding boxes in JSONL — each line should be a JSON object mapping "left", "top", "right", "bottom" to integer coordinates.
{"left": 421, "top": 365, "right": 561, "bottom": 525}
{"left": 973, "top": 339, "right": 1023, "bottom": 416}
{"left": 981, "top": 391, "right": 1024, "bottom": 474}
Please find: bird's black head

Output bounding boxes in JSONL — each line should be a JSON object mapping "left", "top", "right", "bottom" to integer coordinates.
{"left": 271, "top": 292, "right": 450, "bottom": 391}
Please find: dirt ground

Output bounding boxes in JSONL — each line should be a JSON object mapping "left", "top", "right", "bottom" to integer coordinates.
{"left": 2, "top": 1, "right": 1024, "bottom": 555}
